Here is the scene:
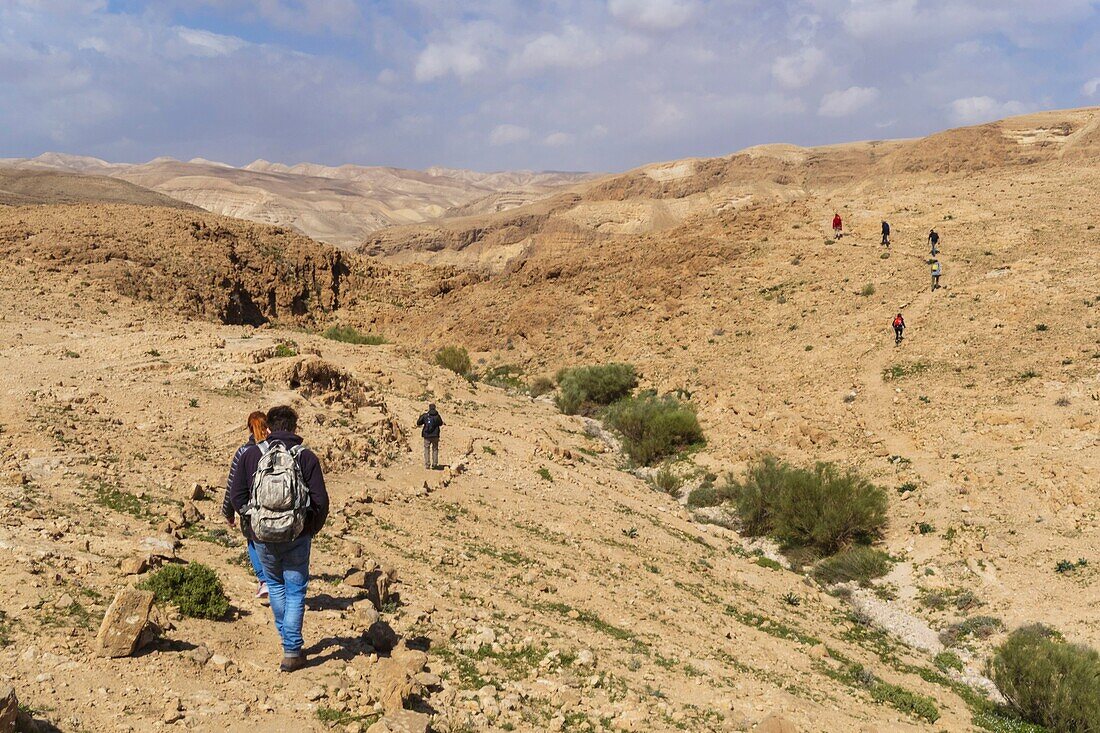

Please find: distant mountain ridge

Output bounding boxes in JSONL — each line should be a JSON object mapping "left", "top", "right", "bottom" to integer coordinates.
{"left": 0, "top": 152, "right": 595, "bottom": 247}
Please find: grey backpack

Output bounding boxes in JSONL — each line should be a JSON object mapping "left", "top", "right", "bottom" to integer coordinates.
{"left": 248, "top": 440, "right": 310, "bottom": 543}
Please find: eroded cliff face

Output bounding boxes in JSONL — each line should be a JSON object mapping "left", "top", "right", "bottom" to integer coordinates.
{"left": 0, "top": 204, "right": 357, "bottom": 326}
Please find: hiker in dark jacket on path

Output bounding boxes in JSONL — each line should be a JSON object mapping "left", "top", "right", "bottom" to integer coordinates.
{"left": 221, "top": 410, "right": 270, "bottom": 598}
{"left": 416, "top": 403, "right": 444, "bottom": 469}
{"left": 230, "top": 405, "right": 328, "bottom": 672}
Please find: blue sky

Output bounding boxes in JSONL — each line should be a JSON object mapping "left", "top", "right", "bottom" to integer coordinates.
{"left": 2, "top": 0, "right": 1099, "bottom": 172}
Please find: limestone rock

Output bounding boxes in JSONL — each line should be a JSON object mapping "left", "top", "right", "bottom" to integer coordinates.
{"left": 369, "top": 649, "right": 428, "bottom": 714}
{"left": 365, "top": 710, "right": 429, "bottom": 733}
{"left": 94, "top": 588, "right": 155, "bottom": 658}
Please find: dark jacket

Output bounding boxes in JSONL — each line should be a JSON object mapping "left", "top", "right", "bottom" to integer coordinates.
{"left": 882, "top": 221, "right": 890, "bottom": 234}
{"left": 230, "top": 430, "right": 329, "bottom": 538}
{"left": 221, "top": 437, "right": 255, "bottom": 523}
{"left": 416, "top": 408, "right": 444, "bottom": 439}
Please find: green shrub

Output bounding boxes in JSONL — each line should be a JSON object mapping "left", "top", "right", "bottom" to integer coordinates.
{"left": 934, "top": 651, "right": 964, "bottom": 673}
{"left": 861, "top": 283, "right": 876, "bottom": 297}
{"left": 323, "top": 325, "right": 385, "bottom": 345}
{"left": 989, "top": 625, "right": 1100, "bottom": 731}
{"left": 482, "top": 364, "right": 524, "bottom": 390}
{"left": 272, "top": 342, "right": 298, "bottom": 358}
{"left": 941, "top": 615, "right": 1003, "bottom": 647}
{"left": 812, "top": 546, "right": 893, "bottom": 586}
{"left": 528, "top": 376, "right": 555, "bottom": 398}
{"left": 434, "top": 346, "right": 472, "bottom": 376}
{"left": 555, "top": 363, "right": 638, "bottom": 415}
{"left": 733, "top": 457, "right": 888, "bottom": 555}
{"left": 603, "top": 394, "right": 704, "bottom": 466}
{"left": 648, "top": 464, "right": 683, "bottom": 498}
{"left": 139, "top": 563, "right": 230, "bottom": 620}
{"left": 686, "top": 476, "right": 738, "bottom": 508}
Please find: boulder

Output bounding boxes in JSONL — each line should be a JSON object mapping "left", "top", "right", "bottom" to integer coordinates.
{"left": 369, "top": 649, "right": 428, "bottom": 713}
{"left": 94, "top": 588, "right": 155, "bottom": 658}
{"left": 0, "top": 686, "right": 17, "bottom": 733}
{"left": 120, "top": 556, "right": 149, "bottom": 575}
{"left": 365, "top": 710, "right": 429, "bottom": 733}
{"left": 181, "top": 501, "right": 203, "bottom": 525}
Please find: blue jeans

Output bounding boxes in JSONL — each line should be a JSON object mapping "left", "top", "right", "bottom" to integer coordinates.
{"left": 246, "top": 539, "right": 267, "bottom": 584}
{"left": 255, "top": 535, "right": 311, "bottom": 657}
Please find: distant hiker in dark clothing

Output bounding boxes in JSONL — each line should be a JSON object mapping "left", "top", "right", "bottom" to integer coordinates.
{"left": 222, "top": 410, "right": 270, "bottom": 599}
{"left": 931, "top": 259, "right": 942, "bottom": 291}
{"left": 832, "top": 213, "right": 843, "bottom": 240}
{"left": 881, "top": 221, "right": 891, "bottom": 247}
{"left": 928, "top": 229, "right": 940, "bottom": 256}
{"left": 231, "top": 405, "right": 328, "bottom": 672}
{"left": 892, "top": 313, "right": 906, "bottom": 345}
{"left": 417, "top": 403, "right": 444, "bottom": 469}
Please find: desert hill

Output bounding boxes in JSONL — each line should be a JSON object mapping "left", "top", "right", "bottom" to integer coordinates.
{"left": 0, "top": 108, "right": 1098, "bottom": 732}
{"left": 0, "top": 153, "right": 594, "bottom": 248}
{"left": 0, "top": 168, "right": 198, "bottom": 209}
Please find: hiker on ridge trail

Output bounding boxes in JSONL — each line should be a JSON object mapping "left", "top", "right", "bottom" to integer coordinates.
{"left": 931, "top": 259, "right": 943, "bottom": 291}
{"left": 832, "top": 212, "right": 843, "bottom": 240}
{"left": 417, "top": 402, "right": 445, "bottom": 470}
{"left": 222, "top": 410, "right": 270, "bottom": 599}
{"left": 892, "top": 312, "right": 906, "bottom": 345}
{"left": 231, "top": 405, "right": 328, "bottom": 673}
{"left": 929, "top": 228, "right": 940, "bottom": 256}
{"left": 881, "top": 220, "right": 891, "bottom": 247}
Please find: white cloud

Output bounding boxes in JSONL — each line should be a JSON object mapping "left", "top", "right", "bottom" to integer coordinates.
{"left": 818, "top": 86, "right": 879, "bottom": 117}
{"left": 949, "top": 96, "right": 1028, "bottom": 124}
{"left": 1083, "top": 78, "right": 1100, "bottom": 97}
{"left": 771, "top": 47, "right": 824, "bottom": 89}
{"left": 414, "top": 41, "right": 484, "bottom": 82}
{"left": 489, "top": 124, "right": 530, "bottom": 146}
{"left": 175, "top": 27, "right": 246, "bottom": 57}
{"left": 511, "top": 26, "right": 604, "bottom": 73}
{"left": 608, "top": 0, "right": 694, "bottom": 31}
{"left": 544, "top": 132, "right": 574, "bottom": 147}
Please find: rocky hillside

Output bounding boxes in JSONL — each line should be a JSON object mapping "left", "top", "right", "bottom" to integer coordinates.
{"left": 0, "top": 248, "right": 1013, "bottom": 733}
{"left": 351, "top": 106, "right": 1100, "bottom": 674}
{"left": 0, "top": 154, "right": 594, "bottom": 248}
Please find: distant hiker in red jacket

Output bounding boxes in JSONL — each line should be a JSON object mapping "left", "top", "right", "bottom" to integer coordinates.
{"left": 892, "top": 312, "right": 906, "bottom": 345}
{"left": 832, "top": 213, "right": 843, "bottom": 240}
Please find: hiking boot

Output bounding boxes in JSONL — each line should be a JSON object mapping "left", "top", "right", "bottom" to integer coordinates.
{"left": 256, "top": 582, "right": 269, "bottom": 599}
{"left": 279, "top": 654, "right": 307, "bottom": 672}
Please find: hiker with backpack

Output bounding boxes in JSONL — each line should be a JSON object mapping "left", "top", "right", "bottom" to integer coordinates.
{"left": 931, "top": 259, "right": 943, "bottom": 291}
{"left": 881, "top": 221, "right": 891, "bottom": 247}
{"left": 221, "top": 410, "right": 271, "bottom": 599}
{"left": 416, "top": 403, "right": 444, "bottom": 470}
{"left": 230, "top": 405, "right": 328, "bottom": 672}
{"left": 832, "top": 212, "right": 843, "bottom": 240}
{"left": 892, "top": 313, "right": 906, "bottom": 345}
{"left": 928, "top": 228, "right": 940, "bottom": 256}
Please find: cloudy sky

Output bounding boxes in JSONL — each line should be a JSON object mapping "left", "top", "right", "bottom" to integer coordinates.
{"left": 2, "top": 0, "right": 1099, "bottom": 172}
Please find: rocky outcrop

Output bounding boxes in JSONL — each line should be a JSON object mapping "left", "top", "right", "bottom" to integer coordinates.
{"left": 0, "top": 204, "right": 357, "bottom": 326}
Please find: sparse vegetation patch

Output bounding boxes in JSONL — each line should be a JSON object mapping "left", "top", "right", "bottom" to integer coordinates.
{"left": 139, "top": 563, "right": 230, "bottom": 620}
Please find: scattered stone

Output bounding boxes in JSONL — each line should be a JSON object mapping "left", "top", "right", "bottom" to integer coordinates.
{"left": 181, "top": 501, "right": 203, "bottom": 525}
{"left": 187, "top": 645, "right": 213, "bottom": 666}
{"left": 186, "top": 483, "right": 205, "bottom": 501}
{"left": 120, "top": 556, "right": 149, "bottom": 575}
{"left": 305, "top": 686, "right": 326, "bottom": 702}
{"left": 94, "top": 588, "right": 155, "bottom": 658}
{"left": 575, "top": 649, "right": 596, "bottom": 668}
{"left": 207, "top": 654, "right": 234, "bottom": 673}
{"left": 139, "top": 536, "right": 178, "bottom": 560}
{"left": 365, "top": 710, "right": 430, "bottom": 733}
